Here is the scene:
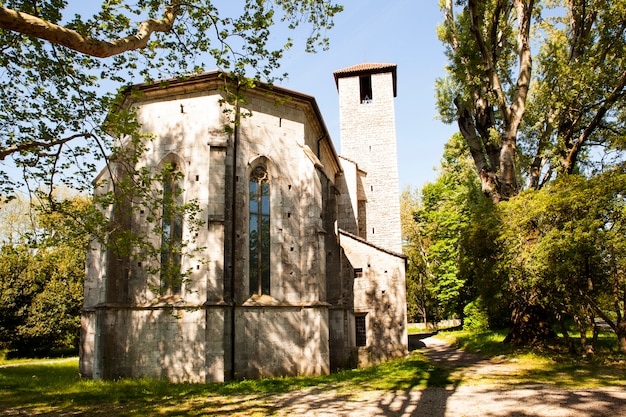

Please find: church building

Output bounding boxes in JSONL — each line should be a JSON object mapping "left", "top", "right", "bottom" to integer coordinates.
{"left": 80, "top": 63, "right": 408, "bottom": 382}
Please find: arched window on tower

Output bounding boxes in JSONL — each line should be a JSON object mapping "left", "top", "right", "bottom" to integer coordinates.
{"left": 160, "top": 162, "right": 183, "bottom": 294}
{"left": 249, "top": 166, "right": 270, "bottom": 296}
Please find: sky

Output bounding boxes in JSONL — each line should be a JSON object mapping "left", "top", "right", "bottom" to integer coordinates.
{"left": 274, "top": 1, "right": 458, "bottom": 190}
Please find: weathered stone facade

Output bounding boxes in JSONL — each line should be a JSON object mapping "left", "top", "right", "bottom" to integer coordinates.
{"left": 80, "top": 64, "right": 407, "bottom": 382}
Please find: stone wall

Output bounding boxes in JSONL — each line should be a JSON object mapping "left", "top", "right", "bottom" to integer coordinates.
{"left": 339, "top": 230, "right": 408, "bottom": 366}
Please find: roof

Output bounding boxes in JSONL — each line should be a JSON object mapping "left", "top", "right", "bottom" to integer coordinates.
{"left": 103, "top": 70, "right": 343, "bottom": 181}
{"left": 333, "top": 63, "right": 397, "bottom": 97}
{"left": 338, "top": 229, "right": 406, "bottom": 260}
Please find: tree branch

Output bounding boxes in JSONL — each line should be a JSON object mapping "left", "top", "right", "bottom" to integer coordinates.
{"left": 563, "top": 68, "right": 626, "bottom": 173}
{"left": 443, "top": 0, "right": 460, "bottom": 52}
{"left": 468, "top": 0, "right": 510, "bottom": 122}
{"left": 0, "top": 1, "right": 181, "bottom": 58}
{"left": 0, "top": 133, "right": 93, "bottom": 160}
{"left": 509, "top": 0, "right": 533, "bottom": 130}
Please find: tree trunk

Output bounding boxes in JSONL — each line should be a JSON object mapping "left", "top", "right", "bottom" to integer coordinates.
{"left": 556, "top": 313, "right": 577, "bottom": 354}
{"left": 503, "top": 303, "right": 555, "bottom": 346}
{"left": 574, "top": 314, "right": 594, "bottom": 358}
{"left": 499, "top": 133, "right": 518, "bottom": 199}
{"left": 617, "top": 320, "right": 626, "bottom": 355}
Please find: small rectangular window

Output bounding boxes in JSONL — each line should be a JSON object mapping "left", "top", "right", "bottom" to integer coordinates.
{"left": 354, "top": 267, "right": 363, "bottom": 278}
{"left": 359, "top": 75, "right": 372, "bottom": 104}
{"left": 355, "top": 314, "right": 367, "bottom": 347}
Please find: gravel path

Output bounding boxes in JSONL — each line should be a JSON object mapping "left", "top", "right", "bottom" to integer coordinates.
{"left": 267, "top": 336, "right": 626, "bottom": 417}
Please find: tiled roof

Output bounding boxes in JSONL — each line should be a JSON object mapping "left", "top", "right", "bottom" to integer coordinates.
{"left": 333, "top": 63, "right": 397, "bottom": 97}
{"left": 333, "top": 63, "right": 396, "bottom": 75}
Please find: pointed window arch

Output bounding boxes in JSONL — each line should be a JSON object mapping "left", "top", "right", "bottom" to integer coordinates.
{"left": 160, "top": 162, "right": 184, "bottom": 294}
{"left": 249, "top": 165, "right": 270, "bottom": 296}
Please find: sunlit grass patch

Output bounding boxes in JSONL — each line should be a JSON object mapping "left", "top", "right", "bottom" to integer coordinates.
{"left": 437, "top": 328, "right": 626, "bottom": 388}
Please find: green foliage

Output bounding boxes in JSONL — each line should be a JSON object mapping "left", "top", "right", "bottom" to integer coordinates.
{"left": 436, "top": 0, "right": 626, "bottom": 348}
{"left": 438, "top": 1, "right": 626, "bottom": 193}
{"left": 462, "top": 297, "right": 490, "bottom": 331}
{"left": 497, "top": 167, "right": 626, "bottom": 353}
{"left": 523, "top": 0, "right": 626, "bottom": 177}
{"left": 414, "top": 134, "right": 483, "bottom": 320}
{"left": 0, "top": 196, "right": 87, "bottom": 356}
{"left": 401, "top": 186, "right": 436, "bottom": 323}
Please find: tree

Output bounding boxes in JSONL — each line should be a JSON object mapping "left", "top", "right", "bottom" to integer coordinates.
{"left": 0, "top": 0, "right": 342, "bottom": 197}
{"left": 415, "top": 134, "right": 483, "bottom": 321}
{"left": 498, "top": 168, "right": 626, "bottom": 354}
{"left": 401, "top": 186, "right": 435, "bottom": 324}
{"left": 437, "top": 0, "right": 626, "bottom": 345}
{"left": 0, "top": 0, "right": 342, "bottom": 292}
{"left": 522, "top": 0, "right": 626, "bottom": 185}
{"left": 0, "top": 195, "right": 88, "bottom": 356}
{"left": 437, "top": 0, "right": 533, "bottom": 203}
{"left": 438, "top": 0, "right": 626, "bottom": 196}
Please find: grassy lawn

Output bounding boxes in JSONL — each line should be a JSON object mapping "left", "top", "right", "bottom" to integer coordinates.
{"left": 0, "top": 354, "right": 434, "bottom": 416}
{"left": 437, "top": 328, "right": 626, "bottom": 388}
{"left": 2, "top": 330, "right": 625, "bottom": 416}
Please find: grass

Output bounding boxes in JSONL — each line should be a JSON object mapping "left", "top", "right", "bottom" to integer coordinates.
{"left": 2, "top": 330, "right": 625, "bottom": 415}
{"left": 0, "top": 354, "right": 435, "bottom": 416}
{"left": 436, "top": 328, "right": 626, "bottom": 388}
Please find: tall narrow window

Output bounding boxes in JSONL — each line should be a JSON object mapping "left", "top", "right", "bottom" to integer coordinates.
{"left": 160, "top": 163, "right": 183, "bottom": 294}
{"left": 249, "top": 166, "right": 270, "bottom": 296}
{"left": 355, "top": 314, "right": 367, "bottom": 347}
{"left": 359, "top": 75, "right": 373, "bottom": 104}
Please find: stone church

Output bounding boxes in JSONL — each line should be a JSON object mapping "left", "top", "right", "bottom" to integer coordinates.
{"left": 80, "top": 63, "right": 408, "bottom": 382}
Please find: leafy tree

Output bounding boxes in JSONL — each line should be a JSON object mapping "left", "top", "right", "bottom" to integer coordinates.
{"left": 0, "top": 0, "right": 342, "bottom": 291}
{"left": 437, "top": 0, "right": 626, "bottom": 345}
{"left": 458, "top": 184, "right": 510, "bottom": 329}
{"left": 0, "top": 195, "right": 88, "bottom": 356}
{"left": 438, "top": 0, "right": 626, "bottom": 195}
{"left": 498, "top": 168, "right": 626, "bottom": 354}
{"left": 523, "top": 0, "right": 626, "bottom": 185}
{"left": 437, "top": 0, "right": 533, "bottom": 203}
{"left": 415, "top": 134, "right": 482, "bottom": 320}
{"left": 401, "top": 186, "right": 436, "bottom": 324}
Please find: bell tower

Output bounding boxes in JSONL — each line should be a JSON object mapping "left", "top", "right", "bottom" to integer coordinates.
{"left": 334, "top": 63, "right": 402, "bottom": 253}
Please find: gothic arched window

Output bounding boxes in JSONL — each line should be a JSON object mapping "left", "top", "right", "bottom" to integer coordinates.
{"left": 160, "top": 163, "right": 183, "bottom": 294}
{"left": 249, "top": 166, "right": 270, "bottom": 296}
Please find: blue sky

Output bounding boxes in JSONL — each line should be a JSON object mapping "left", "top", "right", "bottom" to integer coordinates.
{"left": 275, "top": 1, "right": 458, "bottom": 190}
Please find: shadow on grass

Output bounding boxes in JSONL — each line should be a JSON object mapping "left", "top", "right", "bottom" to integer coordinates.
{"left": 0, "top": 353, "right": 440, "bottom": 416}
{"left": 4, "top": 338, "right": 624, "bottom": 416}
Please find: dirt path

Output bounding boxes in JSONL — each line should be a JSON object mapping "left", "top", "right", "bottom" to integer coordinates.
{"left": 265, "top": 336, "right": 626, "bottom": 417}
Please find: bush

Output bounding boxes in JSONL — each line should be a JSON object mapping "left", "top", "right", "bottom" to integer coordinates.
{"left": 463, "top": 298, "right": 490, "bottom": 330}
{"left": 0, "top": 245, "right": 84, "bottom": 356}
